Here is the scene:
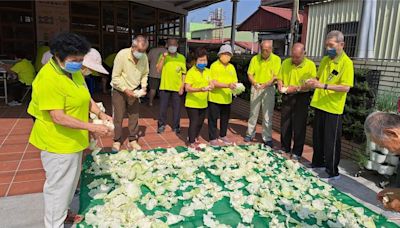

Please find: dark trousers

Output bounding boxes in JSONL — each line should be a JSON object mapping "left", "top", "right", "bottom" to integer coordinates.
{"left": 158, "top": 90, "right": 181, "bottom": 129}
{"left": 208, "top": 102, "right": 231, "bottom": 141}
{"left": 186, "top": 107, "right": 207, "bottom": 143}
{"left": 280, "top": 92, "right": 310, "bottom": 156}
{"left": 312, "top": 108, "right": 342, "bottom": 176}
{"left": 112, "top": 89, "right": 139, "bottom": 142}
{"left": 9, "top": 81, "right": 26, "bottom": 102}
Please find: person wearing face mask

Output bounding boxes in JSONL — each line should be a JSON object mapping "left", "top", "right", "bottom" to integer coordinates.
{"left": 111, "top": 35, "right": 149, "bottom": 151}
{"left": 147, "top": 39, "right": 166, "bottom": 106}
{"left": 156, "top": 38, "right": 187, "bottom": 134}
{"left": 27, "top": 32, "right": 112, "bottom": 227}
{"left": 305, "top": 30, "right": 354, "bottom": 180}
{"left": 244, "top": 40, "right": 281, "bottom": 148}
{"left": 208, "top": 44, "right": 238, "bottom": 146}
{"left": 184, "top": 47, "right": 213, "bottom": 148}
{"left": 277, "top": 43, "right": 316, "bottom": 161}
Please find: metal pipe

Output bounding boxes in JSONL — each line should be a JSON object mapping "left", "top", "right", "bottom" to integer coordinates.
{"left": 230, "top": 0, "right": 238, "bottom": 52}
{"left": 289, "top": 0, "right": 299, "bottom": 53}
{"left": 357, "top": 0, "right": 372, "bottom": 58}
{"left": 367, "top": 0, "right": 377, "bottom": 58}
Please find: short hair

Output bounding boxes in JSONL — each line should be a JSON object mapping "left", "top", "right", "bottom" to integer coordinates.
{"left": 167, "top": 38, "right": 178, "bottom": 45}
{"left": 50, "top": 32, "right": 91, "bottom": 61}
{"left": 260, "top": 40, "right": 273, "bottom": 47}
{"left": 364, "top": 112, "right": 400, "bottom": 139}
{"left": 132, "top": 35, "right": 149, "bottom": 48}
{"left": 194, "top": 47, "right": 208, "bottom": 60}
{"left": 326, "top": 30, "right": 345, "bottom": 43}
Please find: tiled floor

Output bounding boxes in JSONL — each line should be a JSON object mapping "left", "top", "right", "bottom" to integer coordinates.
{"left": 0, "top": 93, "right": 313, "bottom": 197}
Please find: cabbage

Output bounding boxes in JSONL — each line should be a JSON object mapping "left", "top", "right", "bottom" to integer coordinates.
{"left": 231, "top": 83, "right": 246, "bottom": 96}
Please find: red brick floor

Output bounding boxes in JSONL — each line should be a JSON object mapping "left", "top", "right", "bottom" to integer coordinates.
{"left": 0, "top": 93, "right": 313, "bottom": 197}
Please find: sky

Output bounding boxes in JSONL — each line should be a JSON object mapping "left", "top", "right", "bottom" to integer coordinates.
{"left": 187, "top": 0, "right": 260, "bottom": 26}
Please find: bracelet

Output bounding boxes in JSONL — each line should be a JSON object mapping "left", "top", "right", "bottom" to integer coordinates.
{"left": 324, "top": 84, "right": 328, "bottom": 90}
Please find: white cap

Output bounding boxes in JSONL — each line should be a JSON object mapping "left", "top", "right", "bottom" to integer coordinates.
{"left": 83, "top": 48, "right": 109, "bottom": 75}
{"left": 217, "top": 44, "right": 233, "bottom": 56}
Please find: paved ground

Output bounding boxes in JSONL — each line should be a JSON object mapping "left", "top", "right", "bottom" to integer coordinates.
{"left": 0, "top": 93, "right": 400, "bottom": 227}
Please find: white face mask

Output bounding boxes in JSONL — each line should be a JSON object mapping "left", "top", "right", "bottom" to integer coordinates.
{"left": 133, "top": 51, "right": 144, "bottom": 59}
{"left": 168, "top": 46, "right": 178, "bottom": 54}
{"left": 81, "top": 68, "right": 92, "bottom": 76}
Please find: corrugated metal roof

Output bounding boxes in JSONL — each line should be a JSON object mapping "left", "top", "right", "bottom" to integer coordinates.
{"left": 238, "top": 6, "right": 303, "bottom": 32}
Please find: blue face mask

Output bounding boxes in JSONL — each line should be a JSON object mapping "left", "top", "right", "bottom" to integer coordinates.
{"left": 63, "top": 61, "right": 83, "bottom": 73}
{"left": 133, "top": 51, "right": 144, "bottom": 59}
{"left": 196, "top": 63, "right": 207, "bottom": 70}
{"left": 326, "top": 48, "right": 337, "bottom": 58}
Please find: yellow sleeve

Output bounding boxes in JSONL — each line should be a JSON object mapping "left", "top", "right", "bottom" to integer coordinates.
{"left": 181, "top": 56, "right": 187, "bottom": 74}
{"left": 210, "top": 63, "right": 217, "bottom": 80}
{"left": 110, "top": 51, "right": 127, "bottom": 92}
{"left": 277, "top": 60, "right": 286, "bottom": 80}
{"left": 273, "top": 56, "right": 281, "bottom": 76}
{"left": 185, "top": 69, "right": 194, "bottom": 84}
{"left": 310, "top": 61, "right": 317, "bottom": 77}
{"left": 339, "top": 60, "right": 354, "bottom": 87}
{"left": 316, "top": 57, "right": 328, "bottom": 79}
{"left": 37, "top": 75, "right": 65, "bottom": 111}
{"left": 231, "top": 65, "right": 238, "bottom": 83}
{"left": 247, "top": 57, "right": 256, "bottom": 75}
{"left": 10, "top": 62, "right": 22, "bottom": 74}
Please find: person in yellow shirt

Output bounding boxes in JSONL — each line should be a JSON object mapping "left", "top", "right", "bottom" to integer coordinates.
{"left": 306, "top": 30, "right": 354, "bottom": 179}
{"left": 208, "top": 44, "right": 238, "bottom": 146}
{"left": 244, "top": 40, "right": 281, "bottom": 148}
{"left": 28, "top": 32, "right": 112, "bottom": 228}
{"left": 156, "top": 38, "right": 187, "bottom": 134}
{"left": 277, "top": 43, "right": 316, "bottom": 160}
{"left": 111, "top": 35, "right": 149, "bottom": 151}
{"left": 184, "top": 47, "right": 213, "bottom": 148}
{"left": 34, "top": 42, "right": 50, "bottom": 72}
{"left": 0, "top": 54, "right": 36, "bottom": 106}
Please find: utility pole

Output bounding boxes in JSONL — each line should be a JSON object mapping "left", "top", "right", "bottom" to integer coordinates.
{"left": 289, "top": 0, "right": 299, "bottom": 54}
{"left": 231, "top": 0, "right": 238, "bottom": 52}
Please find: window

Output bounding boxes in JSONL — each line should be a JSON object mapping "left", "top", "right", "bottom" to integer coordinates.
{"left": 326, "top": 22, "right": 359, "bottom": 57}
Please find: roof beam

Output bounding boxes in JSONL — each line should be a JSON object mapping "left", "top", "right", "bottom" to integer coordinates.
{"left": 130, "top": 0, "right": 188, "bottom": 15}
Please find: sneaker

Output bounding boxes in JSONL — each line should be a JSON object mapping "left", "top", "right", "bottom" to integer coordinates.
{"left": 219, "top": 136, "right": 232, "bottom": 145}
{"left": 111, "top": 142, "right": 121, "bottom": 152}
{"left": 292, "top": 154, "right": 301, "bottom": 161}
{"left": 326, "top": 174, "right": 341, "bottom": 181}
{"left": 157, "top": 125, "right": 165, "bottom": 134}
{"left": 243, "top": 135, "right": 253, "bottom": 142}
{"left": 264, "top": 141, "right": 273, "bottom": 148}
{"left": 8, "top": 100, "right": 22, "bottom": 106}
{"left": 209, "top": 139, "right": 220, "bottom": 146}
{"left": 129, "top": 140, "right": 141, "bottom": 151}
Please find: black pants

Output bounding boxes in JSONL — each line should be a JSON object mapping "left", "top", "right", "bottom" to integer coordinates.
{"left": 186, "top": 107, "right": 207, "bottom": 143}
{"left": 158, "top": 90, "right": 181, "bottom": 129}
{"left": 208, "top": 102, "right": 231, "bottom": 141}
{"left": 9, "top": 81, "right": 26, "bottom": 102}
{"left": 312, "top": 108, "right": 342, "bottom": 176}
{"left": 280, "top": 92, "right": 310, "bottom": 156}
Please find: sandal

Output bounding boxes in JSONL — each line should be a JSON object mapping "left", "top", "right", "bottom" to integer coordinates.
{"left": 64, "top": 210, "right": 84, "bottom": 224}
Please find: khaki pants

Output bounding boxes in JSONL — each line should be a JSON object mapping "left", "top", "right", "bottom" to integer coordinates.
{"left": 112, "top": 89, "right": 139, "bottom": 142}
{"left": 246, "top": 86, "right": 275, "bottom": 142}
{"left": 41, "top": 151, "right": 82, "bottom": 228}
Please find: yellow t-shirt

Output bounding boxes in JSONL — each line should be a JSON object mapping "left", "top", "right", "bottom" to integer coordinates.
{"left": 185, "top": 66, "right": 211, "bottom": 109}
{"left": 28, "top": 59, "right": 91, "bottom": 154}
{"left": 209, "top": 60, "right": 238, "bottom": 105}
{"left": 11, "top": 59, "right": 36, "bottom": 86}
{"left": 277, "top": 57, "right": 317, "bottom": 86}
{"left": 104, "top": 53, "right": 117, "bottom": 68}
{"left": 310, "top": 52, "right": 354, "bottom": 115}
{"left": 159, "top": 53, "right": 187, "bottom": 92}
{"left": 248, "top": 53, "right": 281, "bottom": 83}
{"left": 34, "top": 45, "right": 50, "bottom": 72}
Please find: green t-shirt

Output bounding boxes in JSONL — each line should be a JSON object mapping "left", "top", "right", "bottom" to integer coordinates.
{"left": 11, "top": 59, "right": 36, "bottom": 85}
{"left": 209, "top": 60, "right": 238, "bottom": 105}
{"left": 277, "top": 57, "right": 316, "bottom": 86}
{"left": 248, "top": 53, "right": 281, "bottom": 83}
{"left": 185, "top": 66, "right": 211, "bottom": 109}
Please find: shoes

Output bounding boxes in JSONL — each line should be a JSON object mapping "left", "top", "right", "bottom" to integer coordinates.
{"left": 292, "top": 154, "right": 301, "bottom": 161}
{"left": 8, "top": 100, "right": 22, "bottom": 106}
{"left": 157, "top": 125, "right": 165, "bottom": 134}
{"left": 243, "top": 135, "right": 253, "bottom": 142}
{"left": 129, "top": 140, "right": 141, "bottom": 151}
{"left": 111, "top": 142, "right": 121, "bottom": 152}
{"left": 209, "top": 139, "right": 220, "bottom": 146}
{"left": 219, "top": 136, "right": 232, "bottom": 145}
{"left": 264, "top": 141, "right": 273, "bottom": 148}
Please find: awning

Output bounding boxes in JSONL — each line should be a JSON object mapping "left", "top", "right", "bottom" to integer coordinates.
{"left": 132, "top": 0, "right": 225, "bottom": 14}
{"left": 237, "top": 6, "right": 304, "bottom": 32}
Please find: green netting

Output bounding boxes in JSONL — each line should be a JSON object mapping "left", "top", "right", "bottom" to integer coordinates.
{"left": 77, "top": 145, "right": 399, "bottom": 227}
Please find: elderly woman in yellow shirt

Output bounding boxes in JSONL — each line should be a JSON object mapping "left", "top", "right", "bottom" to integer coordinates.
{"left": 184, "top": 47, "right": 213, "bottom": 148}
{"left": 28, "top": 32, "right": 112, "bottom": 227}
